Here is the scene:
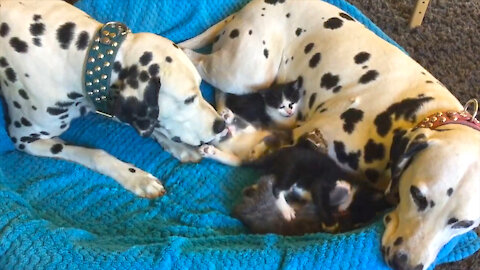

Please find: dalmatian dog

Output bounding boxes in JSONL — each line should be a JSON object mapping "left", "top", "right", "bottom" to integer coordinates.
{"left": 180, "top": 0, "right": 480, "bottom": 269}
{"left": 0, "top": 1, "right": 227, "bottom": 198}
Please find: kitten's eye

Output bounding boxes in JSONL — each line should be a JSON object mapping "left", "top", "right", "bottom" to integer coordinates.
{"left": 280, "top": 105, "right": 285, "bottom": 109}
{"left": 289, "top": 103, "right": 294, "bottom": 109}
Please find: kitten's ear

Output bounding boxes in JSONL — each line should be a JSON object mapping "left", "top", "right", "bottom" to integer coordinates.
{"left": 291, "top": 76, "right": 303, "bottom": 90}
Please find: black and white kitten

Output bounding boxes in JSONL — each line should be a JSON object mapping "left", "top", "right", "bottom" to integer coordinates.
{"left": 246, "top": 138, "right": 391, "bottom": 232}
{"left": 217, "top": 78, "right": 303, "bottom": 129}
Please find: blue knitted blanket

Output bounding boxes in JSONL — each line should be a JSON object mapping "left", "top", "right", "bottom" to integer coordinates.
{"left": 0, "top": 0, "right": 479, "bottom": 269}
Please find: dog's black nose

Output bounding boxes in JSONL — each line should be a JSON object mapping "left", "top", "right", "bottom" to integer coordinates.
{"left": 389, "top": 252, "right": 409, "bottom": 270}
{"left": 213, "top": 119, "right": 226, "bottom": 134}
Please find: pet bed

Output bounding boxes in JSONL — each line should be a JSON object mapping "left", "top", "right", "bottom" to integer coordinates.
{"left": 0, "top": 0, "right": 478, "bottom": 269}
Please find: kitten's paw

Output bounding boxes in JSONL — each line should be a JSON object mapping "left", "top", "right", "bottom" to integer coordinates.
{"left": 220, "top": 108, "right": 235, "bottom": 124}
{"left": 199, "top": 144, "right": 216, "bottom": 157}
{"left": 280, "top": 205, "right": 296, "bottom": 221}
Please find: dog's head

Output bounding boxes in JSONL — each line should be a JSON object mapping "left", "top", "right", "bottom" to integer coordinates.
{"left": 110, "top": 33, "right": 226, "bottom": 146}
{"left": 383, "top": 126, "right": 480, "bottom": 270}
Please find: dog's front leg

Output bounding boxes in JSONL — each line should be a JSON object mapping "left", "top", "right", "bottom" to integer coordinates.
{"left": 24, "top": 138, "right": 165, "bottom": 198}
{"left": 151, "top": 131, "right": 202, "bottom": 163}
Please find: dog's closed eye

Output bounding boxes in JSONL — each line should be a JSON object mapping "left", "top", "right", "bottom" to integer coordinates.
{"left": 184, "top": 95, "right": 197, "bottom": 104}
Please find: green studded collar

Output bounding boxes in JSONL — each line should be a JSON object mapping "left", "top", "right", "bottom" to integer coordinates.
{"left": 83, "top": 22, "right": 130, "bottom": 117}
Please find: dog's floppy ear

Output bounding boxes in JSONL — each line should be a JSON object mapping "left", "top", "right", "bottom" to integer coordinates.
{"left": 110, "top": 80, "right": 161, "bottom": 137}
{"left": 387, "top": 129, "right": 430, "bottom": 202}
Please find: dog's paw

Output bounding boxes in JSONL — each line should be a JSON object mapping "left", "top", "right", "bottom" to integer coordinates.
{"left": 125, "top": 172, "right": 166, "bottom": 199}
{"left": 220, "top": 108, "right": 235, "bottom": 124}
{"left": 199, "top": 144, "right": 216, "bottom": 157}
{"left": 280, "top": 206, "right": 296, "bottom": 221}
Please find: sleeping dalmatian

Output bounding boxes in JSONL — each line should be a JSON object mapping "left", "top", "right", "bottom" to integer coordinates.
{"left": 179, "top": 0, "right": 480, "bottom": 269}
{"left": 0, "top": 1, "right": 227, "bottom": 198}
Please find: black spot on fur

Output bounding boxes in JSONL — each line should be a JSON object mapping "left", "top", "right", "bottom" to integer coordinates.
{"left": 75, "top": 31, "right": 89, "bottom": 50}
{"left": 80, "top": 106, "right": 87, "bottom": 116}
{"left": 5, "top": 68, "right": 16, "bottom": 82}
{"left": 56, "top": 22, "right": 75, "bottom": 49}
{"left": 129, "top": 168, "right": 136, "bottom": 173}
{"left": 13, "top": 101, "right": 21, "bottom": 109}
{"left": 354, "top": 52, "right": 370, "bottom": 64}
{"left": 309, "top": 52, "right": 321, "bottom": 68}
{"left": 33, "top": 14, "right": 42, "bottom": 21}
{"left": 56, "top": 101, "right": 74, "bottom": 107}
{"left": 59, "top": 114, "right": 68, "bottom": 120}
{"left": 0, "top": 57, "right": 8, "bottom": 67}
{"left": 165, "top": 56, "right": 172, "bottom": 63}
{"left": 14, "top": 121, "right": 21, "bottom": 128}
{"left": 139, "top": 71, "right": 149, "bottom": 82}
{"left": 40, "top": 131, "right": 49, "bottom": 136}
{"left": 248, "top": 29, "right": 253, "bottom": 35}
{"left": 9, "top": 37, "right": 28, "bottom": 53}
{"left": 148, "top": 64, "right": 159, "bottom": 76}
{"left": 430, "top": 200, "right": 435, "bottom": 208}
{"left": 50, "top": 144, "right": 63, "bottom": 154}
{"left": 11, "top": 137, "right": 17, "bottom": 143}
{"left": 359, "top": 70, "right": 379, "bottom": 84}
{"left": 340, "top": 108, "right": 364, "bottom": 134}
{"left": 295, "top": 28, "right": 303, "bottom": 36}
{"left": 320, "top": 73, "right": 339, "bottom": 89}
{"left": 20, "top": 117, "right": 31, "bottom": 126}
{"left": 20, "top": 136, "right": 38, "bottom": 143}
{"left": 32, "top": 37, "right": 41, "bottom": 46}
{"left": 324, "top": 17, "right": 343, "bottom": 29}
{"left": 374, "top": 96, "right": 434, "bottom": 136}
{"left": 339, "top": 12, "right": 355, "bottom": 21}
{"left": 172, "top": 136, "right": 182, "bottom": 143}
{"left": 308, "top": 93, "right": 317, "bottom": 109}
{"left": 263, "top": 48, "right": 269, "bottom": 59}
{"left": 365, "top": 168, "right": 380, "bottom": 183}
{"left": 334, "top": 140, "right": 361, "bottom": 170}
{"left": 410, "top": 185, "right": 428, "bottom": 211}
{"left": 29, "top": 22, "right": 45, "bottom": 36}
{"left": 264, "top": 0, "right": 285, "bottom": 5}
{"left": 32, "top": 106, "right": 36, "bottom": 110}
{"left": 18, "top": 144, "right": 25, "bottom": 150}
{"left": 60, "top": 124, "right": 67, "bottom": 129}
{"left": 67, "top": 92, "right": 83, "bottom": 100}
{"left": 47, "top": 107, "right": 68, "bottom": 115}
{"left": 448, "top": 217, "right": 458, "bottom": 225}
{"left": 314, "top": 102, "right": 325, "bottom": 112}
{"left": 304, "top": 43, "right": 314, "bottom": 54}
{"left": 364, "top": 139, "right": 385, "bottom": 163}
{"left": 113, "top": 61, "right": 122, "bottom": 73}
{"left": 0, "top": 23, "right": 10, "bottom": 37}
{"left": 452, "top": 220, "right": 474, "bottom": 229}
{"left": 447, "top": 188, "right": 453, "bottom": 196}
{"left": 139, "top": 51, "right": 153, "bottom": 66}
{"left": 229, "top": 29, "right": 239, "bottom": 39}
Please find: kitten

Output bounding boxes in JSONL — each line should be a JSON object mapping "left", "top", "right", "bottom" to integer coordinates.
{"left": 217, "top": 78, "right": 303, "bottom": 129}
{"left": 246, "top": 138, "right": 391, "bottom": 232}
{"left": 233, "top": 174, "right": 389, "bottom": 235}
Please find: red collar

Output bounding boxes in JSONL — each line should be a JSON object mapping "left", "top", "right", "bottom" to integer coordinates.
{"left": 415, "top": 110, "right": 480, "bottom": 131}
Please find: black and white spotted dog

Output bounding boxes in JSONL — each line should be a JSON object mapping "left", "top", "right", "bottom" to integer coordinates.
{"left": 0, "top": 1, "right": 228, "bottom": 198}
{"left": 180, "top": 0, "right": 480, "bottom": 269}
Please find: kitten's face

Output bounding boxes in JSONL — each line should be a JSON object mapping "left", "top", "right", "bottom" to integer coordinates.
{"left": 263, "top": 79, "right": 301, "bottom": 118}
